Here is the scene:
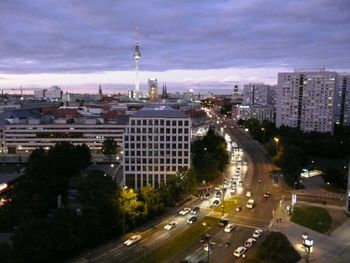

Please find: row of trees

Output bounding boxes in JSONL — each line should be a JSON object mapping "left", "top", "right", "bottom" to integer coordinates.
{"left": 238, "top": 119, "right": 349, "bottom": 188}
{"left": 191, "top": 128, "right": 230, "bottom": 182}
{"left": 0, "top": 141, "right": 200, "bottom": 262}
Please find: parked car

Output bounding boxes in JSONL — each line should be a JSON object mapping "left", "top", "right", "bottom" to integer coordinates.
{"left": 199, "top": 233, "right": 210, "bottom": 243}
{"left": 245, "top": 191, "right": 252, "bottom": 198}
{"left": 235, "top": 206, "right": 242, "bottom": 212}
{"left": 224, "top": 223, "right": 235, "bottom": 233}
{"left": 124, "top": 235, "right": 142, "bottom": 246}
{"left": 164, "top": 221, "right": 176, "bottom": 231}
{"left": 179, "top": 207, "right": 191, "bottom": 216}
{"left": 233, "top": 246, "right": 247, "bottom": 257}
{"left": 187, "top": 216, "right": 197, "bottom": 224}
{"left": 244, "top": 238, "right": 257, "bottom": 248}
{"left": 252, "top": 229, "right": 263, "bottom": 239}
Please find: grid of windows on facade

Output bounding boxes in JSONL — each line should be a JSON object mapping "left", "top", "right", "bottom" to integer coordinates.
{"left": 123, "top": 117, "right": 191, "bottom": 189}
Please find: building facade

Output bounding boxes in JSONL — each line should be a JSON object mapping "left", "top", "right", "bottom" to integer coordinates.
{"left": 148, "top": 78, "right": 158, "bottom": 100}
{"left": 276, "top": 69, "right": 337, "bottom": 134}
{"left": 243, "top": 83, "right": 271, "bottom": 105}
{"left": 334, "top": 73, "right": 350, "bottom": 126}
{"left": 235, "top": 105, "right": 274, "bottom": 123}
{"left": 123, "top": 105, "right": 191, "bottom": 189}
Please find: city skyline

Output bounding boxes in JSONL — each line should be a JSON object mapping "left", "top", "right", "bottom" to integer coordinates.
{"left": 1, "top": 0, "right": 350, "bottom": 93}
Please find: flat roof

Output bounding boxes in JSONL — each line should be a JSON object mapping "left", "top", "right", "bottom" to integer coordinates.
{"left": 132, "top": 105, "right": 189, "bottom": 118}
{"left": 0, "top": 173, "right": 23, "bottom": 184}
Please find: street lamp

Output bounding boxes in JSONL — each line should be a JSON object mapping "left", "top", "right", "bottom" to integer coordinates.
{"left": 122, "top": 186, "right": 128, "bottom": 234}
{"left": 261, "top": 127, "right": 266, "bottom": 143}
{"left": 274, "top": 137, "right": 279, "bottom": 153}
{"left": 202, "top": 223, "right": 211, "bottom": 263}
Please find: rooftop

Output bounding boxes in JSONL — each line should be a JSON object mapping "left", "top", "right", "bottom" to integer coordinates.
{"left": 132, "top": 105, "right": 188, "bottom": 118}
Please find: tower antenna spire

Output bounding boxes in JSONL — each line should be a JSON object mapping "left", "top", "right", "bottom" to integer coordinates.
{"left": 133, "top": 26, "right": 141, "bottom": 100}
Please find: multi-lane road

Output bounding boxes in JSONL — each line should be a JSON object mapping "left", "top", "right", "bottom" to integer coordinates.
{"left": 71, "top": 113, "right": 282, "bottom": 263}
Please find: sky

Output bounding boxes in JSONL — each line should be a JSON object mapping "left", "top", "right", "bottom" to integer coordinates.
{"left": 0, "top": 0, "right": 350, "bottom": 94}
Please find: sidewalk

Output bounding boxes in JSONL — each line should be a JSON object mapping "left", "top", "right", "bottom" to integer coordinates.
{"left": 270, "top": 201, "right": 350, "bottom": 263}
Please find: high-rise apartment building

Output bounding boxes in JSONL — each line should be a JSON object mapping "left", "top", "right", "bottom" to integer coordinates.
{"left": 243, "top": 83, "right": 271, "bottom": 105}
{"left": 276, "top": 69, "right": 337, "bottom": 134}
{"left": 334, "top": 73, "right": 350, "bottom": 126}
{"left": 148, "top": 78, "right": 158, "bottom": 100}
{"left": 123, "top": 105, "right": 191, "bottom": 189}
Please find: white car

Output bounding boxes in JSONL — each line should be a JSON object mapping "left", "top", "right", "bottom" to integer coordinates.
{"left": 244, "top": 238, "right": 257, "bottom": 248}
{"left": 233, "top": 246, "right": 247, "bottom": 257}
{"left": 246, "top": 191, "right": 252, "bottom": 198}
{"left": 224, "top": 223, "right": 235, "bottom": 233}
{"left": 164, "top": 222, "right": 176, "bottom": 231}
{"left": 179, "top": 207, "right": 191, "bottom": 216}
{"left": 252, "top": 229, "right": 263, "bottom": 239}
{"left": 124, "top": 235, "right": 142, "bottom": 246}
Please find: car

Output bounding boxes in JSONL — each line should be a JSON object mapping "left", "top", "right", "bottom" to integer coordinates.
{"left": 246, "top": 199, "right": 255, "bottom": 209}
{"left": 233, "top": 246, "right": 247, "bottom": 257}
{"left": 191, "top": 206, "right": 200, "bottom": 214}
{"left": 252, "top": 229, "right": 263, "bottom": 239}
{"left": 224, "top": 223, "right": 235, "bottom": 232}
{"left": 179, "top": 207, "right": 191, "bottom": 216}
{"left": 164, "top": 221, "right": 176, "bottom": 231}
{"left": 199, "top": 233, "right": 210, "bottom": 243}
{"left": 212, "top": 199, "right": 220, "bottom": 207}
{"left": 235, "top": 206, "right": 242, "bottom": 212}
{"left": 238, "top": 181, "right": 243, "bottom": 187}
{"left": 263, "top": 192, "right": 271, "bottom": 198}
{"left": 218, "top": 218, "right": 229, "bottom": 227}
{"left": 246, "top": 191, "right": 252, "bottom": 198}
{"left": 230, "top": 189, "right": 236, "bottom": 195}
{"left": 244, "top": 238, "right": 257, "bottom": 248}
{"left": 215, "top": 191, "right": 222, "bottom": 198}
{"left": 204, "top": 192, "right": 211, "bottom": 199}
{"left": 187, "top": 216, "right": 197, "bottom": 224}
{"left": 203, "top": 242, "right": 215, "bottom": 252}
{"left": 124, "top": 235, "right": 142, "bottom": 246}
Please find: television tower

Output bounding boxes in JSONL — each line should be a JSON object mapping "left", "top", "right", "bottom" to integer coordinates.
{"left": 133, "top": 27, "right": 141, "bottom": 100}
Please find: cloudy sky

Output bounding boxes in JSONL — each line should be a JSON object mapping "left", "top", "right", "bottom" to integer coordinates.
{"left": 0, "top": 0, "right": 349, "bottom": 94}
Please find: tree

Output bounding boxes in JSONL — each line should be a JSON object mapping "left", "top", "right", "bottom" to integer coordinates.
{"left": 192, "top": 128, "right": 229, "bottom": 182}
{"left": 139, "top": 186, "right": 163, "bottom": 217}
{"left": 101, "top": 138, "right": 118, "bottom": 160}
{"left": 321, "top": 168, "right": 346, "bottom": 188}
{"left": 118, "top": 189, "right": 147, "bottom": 229}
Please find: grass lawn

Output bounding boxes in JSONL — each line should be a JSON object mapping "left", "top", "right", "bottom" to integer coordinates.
{"left": 247, "top": 231, "right": 301, "bottom": 263}
{"left": 213, "top": 197, "right": 241, "bottom": 213}
{"left": 308, "top": 156, "right": 347, "bottom": 172}
{"left": 135, "top": 216, "right": 219, "bottom": 263}
{"left": 291, "top": 205, "right": 332, "bottom": 233}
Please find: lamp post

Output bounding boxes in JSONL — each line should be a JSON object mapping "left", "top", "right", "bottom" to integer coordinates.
{"left": 261, "top": 127, "right": 265, "bottom": 143}
{"left": 202, "top": 223, "right": 211, "bottom": 263}
{"left": 122, "top": 186, "right": 128, "bottom": 234}
{"left": 274, "top": 137, "right": 279, "bottom": 153}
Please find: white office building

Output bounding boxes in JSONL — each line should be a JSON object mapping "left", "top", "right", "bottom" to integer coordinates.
{"left": 276, "top": 69, "right": 336, "bottom": 134}
{"left": 123, "top": 105, "right": 191, "bottom": 189}
{"left": 236, "top": 105, "right": 274, "bottom": 123}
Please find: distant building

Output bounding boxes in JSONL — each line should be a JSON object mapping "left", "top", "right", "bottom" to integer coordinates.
{"left": 0, "top": 108, "right": 128, "bottom": 154}
{"left": 276, "top": 69, "right": 336, "bottom": 134}
{"left": 123, "top": 105, "right": 191, "bottom": 189}
{"left": 34, "top": 86, "right": 62, "bottom": 99}
{"left": 148, "top": 78, "right": 158, "bottom": 100}
{"left": 161, "top": 83, "right": 168, "bottom": 99}
{"left": 235, "top": 105, "right": 274, "bottom": 123}
{"left": 334, "top": 73, "right": 350, "bottom": 126}
{"left": 243, "top": 83, "right": 271, "bottom": 105}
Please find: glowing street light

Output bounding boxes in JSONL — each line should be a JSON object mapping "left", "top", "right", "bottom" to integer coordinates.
{"left": 274, "top": 137, "right": 279, "bottom": 152}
